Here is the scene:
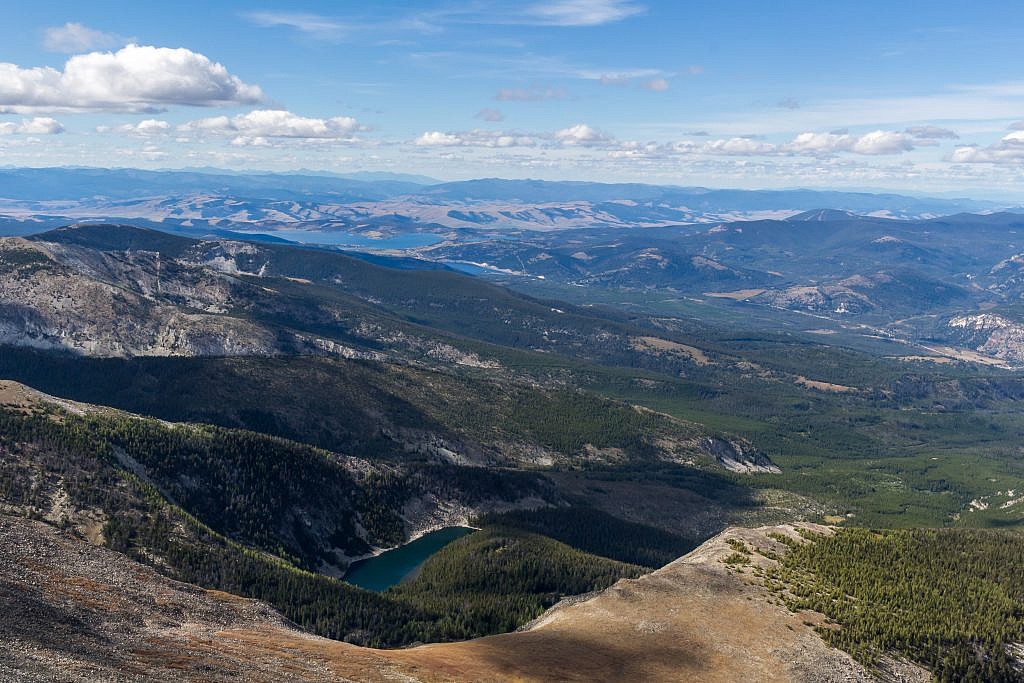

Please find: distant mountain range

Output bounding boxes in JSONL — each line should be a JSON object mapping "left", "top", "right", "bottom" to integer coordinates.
{"left": 0, "top": 167, "right": 1005, "bottom": 234}
{"left": 430, "top": 210, "right": 1024, "bottom": 365}
{"left": 4, "top": 167, "right": 1024, "bottom": 366}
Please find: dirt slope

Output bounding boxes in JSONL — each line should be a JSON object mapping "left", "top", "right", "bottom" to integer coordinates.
{"left": 0, "top": 514, "right": 902, "bottom": 682}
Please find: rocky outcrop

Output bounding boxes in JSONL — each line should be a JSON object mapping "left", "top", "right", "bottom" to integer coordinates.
{"left": 945, "top": 313, "right": 1024, "bottom": 365}
{"left": 0, "top": 238, "right": 279, "bottom": 357}
{"left": 697, "top": 435, "right": 780, "bottom": 473}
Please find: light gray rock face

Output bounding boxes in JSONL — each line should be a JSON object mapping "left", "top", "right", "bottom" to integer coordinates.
{"left": 697, "top": 435, "right": 781, "bottom": 473}
{"left": 946, "top": 313, "right": 1024, "bottom": 365}
{"left": 0, "top": 238, "right": 279, "bottom": 357}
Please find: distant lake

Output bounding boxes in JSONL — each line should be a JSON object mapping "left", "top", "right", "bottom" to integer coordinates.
{"left": 343, "top": 526, "right": 475, "bottom": 592}
{"left": 443, "top": 261, "right": 492, "bottom": 275}
{"left": 250, "top": 230, "right": 443, "bottom": 249}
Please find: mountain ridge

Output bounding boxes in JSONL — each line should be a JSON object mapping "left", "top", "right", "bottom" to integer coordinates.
{"left": 0, "top": 168, "right": 998, "bottom": 232}
{"left": 1, "top": 513, "right": 894, "bottom": 682}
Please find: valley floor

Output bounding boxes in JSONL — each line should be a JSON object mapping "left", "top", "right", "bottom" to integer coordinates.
{"left": 0, "top": 515, "right": 911, "bottom": 682}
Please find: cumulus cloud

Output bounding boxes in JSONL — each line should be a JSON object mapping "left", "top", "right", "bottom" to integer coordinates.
{"left": 1010, "top": 121, "right": 1024, "bottom": 131}
{"left": 950, "top": 130, "right": 1024, "bottom": 163}
{"left": 98, "top": 119, "right": 172, "bottom": 136}
{"left": 133, "top": 119, "right": 172, "bottom": 135}
{"left": 0, "top": 117, "right": 64, "bottom": 135}
{"left": 783, "top": 131, "right": 848, "bottom": 154}
{"left": 781, "top": 130, "right": 916, "bottom": 156}
{"left": 848, "top": 130, "right": 917, "bottom": 154}
{"left": 609, "top": 129, "right": 926, "bottom": 160}
{"left": 525, "top": 0, "right": 644, "bottom": 26}
{"left": 178, "top": 110, "right": 362, "bottom": 142}
{"left": 415, "top": 131, "right": 462, "bottom": 146}
{"left": 413, "top": 124, "right": 608, "bottom": 150}
{"left": 0, "top": 45, "right": 263, "bottom": 113}
{"left": 904, "top": 125, "right": 959, "bottom": 140}
{"left": 415, "top": 129, "right": 537, "bottom": 147}
{"left": 406, "top": 125, "right": 924, "bottom": 159}
{"left": 554, "top": 123, "right": 612, "bottom": 146}
{"left": 496, "top": 86, "right": 567, "bottom": 102}
{"left": 701, "top": 137, "right": 776, "bottom": 155}
{"left": 43, "top": 23, "right": 127, "bottom": 53}
{"left": 475, "top": 108, "right": 505, "bottom": 122}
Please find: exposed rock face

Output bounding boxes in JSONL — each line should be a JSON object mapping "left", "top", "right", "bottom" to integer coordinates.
{"left": 697, "top": 436, "right": 781, "bottom": 473}
{"left": 0, "top": 516, "right": 893, "bottom": 682}
{"left": 988, "top": 253, "right": 1024, "bottom": 297}
{"left": 945, "top": 313, "right": 1024, "bottom": 365}
{"left": 0, "top": 238, "right": 278, "bottom": 357}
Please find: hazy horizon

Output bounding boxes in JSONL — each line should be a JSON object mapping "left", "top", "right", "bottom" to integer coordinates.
{"left": 1, "top": 1, "right": 1022, "bottom": 196}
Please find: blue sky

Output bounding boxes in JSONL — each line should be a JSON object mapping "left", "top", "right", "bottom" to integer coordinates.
{"left": 1, "top": 0, "right": 1023, "bottom": 195}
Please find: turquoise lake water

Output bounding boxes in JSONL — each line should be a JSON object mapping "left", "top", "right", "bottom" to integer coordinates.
{"left": 343, "top": 526, "right": 475, "bottom": 592}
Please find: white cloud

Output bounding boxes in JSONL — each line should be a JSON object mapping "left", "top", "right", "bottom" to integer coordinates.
{"left": 849, "top": 130, "right": 916, "bottom": 154}
{"left": 0, "top": 117, "right": 64, "bottom": 135}
{"left": 139, "top": 144, "right": 168, "bottom": 161}
{"left": 415, "top": 131, "right": 462, "bottom": 146}
{"left": 407, "top": 125, "right": 921, "bottom": 159}
{"left": 244, "top": 12, "right": 347, "bottom": 40}
{"left": 134, "top": 119, "right": 171, "bottom": 135}
{"left": 951, "top": 131, "right": 1024, "bottom": 164}
{"left": 475, "top": 108, "right": 505, "bottom": 122}
{"left": 43, "top": 23, "right": 127, "bottom": 53}
{"left": 640, "top": 78, "right": 669, "bottom": 92}
{"left": 179, "top": 110, "right": 362, "bottom": 140}
{"left": 781, "top": 130, "right": 916, "bottom": 156}
{"left": 526, "top": 1, "right": 644, "bottom": 26}
{"left": 782, "top": 131, "right": 851, "bottom": 154}
{"left": 415, "top": 130, "right": 537, "bottom": 147}
{"left": 554, "top": 123, "right": 611, "bottom": 146}
{"left": 496, "top": 86, "right": 567, "bottom": 101}
{"left": 700, "top": 137, "right": 775, "bottom": 155}
{"left": 243, "top": 10, "right": 436, "bottom": 39}
{"left": 98, "top": 119, "right": 172, "bottom": 136}
{"left": 608, "top": 129, "right": 925, "bottom": 160}
{"left": 231, "top": 136, "right": 272, "bottom": 147}
{"left": 0, "top": 45, "right": 263, "bottom": 113}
